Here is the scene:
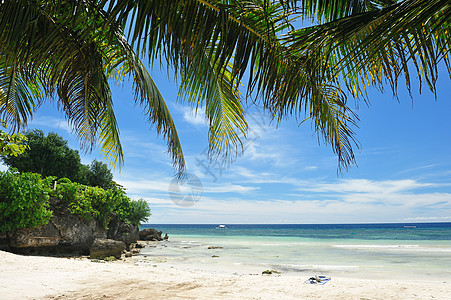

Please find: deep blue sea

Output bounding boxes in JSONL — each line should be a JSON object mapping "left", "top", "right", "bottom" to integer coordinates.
{"left": 140, "top": 223, "right": 451, "bottom": 280}
{"left": 143, "top": 223, "right": 451, "bottom": 240}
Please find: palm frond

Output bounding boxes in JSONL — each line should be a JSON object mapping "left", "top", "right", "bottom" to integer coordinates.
{"left": 0, "top": 0, "right": 185, "bottom": 172}
{"left": 283, "top": 0, "right": 451, "bottom": 99}
{"left": 178, "top": 51, "right": 248, "bottom": 162}
{"left": 108, "top": 0, "right": 358, "bottom": 170}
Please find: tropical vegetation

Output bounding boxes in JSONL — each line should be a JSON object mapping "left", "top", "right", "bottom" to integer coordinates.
{"left": 1, "top": 130, "right": 116, "bottom": 189}
{"left": 0, "top": 170, "right": 52, "bottom": 233}
{"left": 1, "top": 1, "right": 449, "bottom": 174}
{"left": 51, "top": 178, "right": 150, "bottom": 229}
{"left": 0, "top": 123, "right": 28, "bottom": 156}
{"left": 0, "top": 169, "right": 151, "bottom": 234}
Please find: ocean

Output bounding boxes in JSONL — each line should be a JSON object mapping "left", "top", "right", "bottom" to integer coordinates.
{"left": 140, "top": 223, "right": 451, "bottom": 280}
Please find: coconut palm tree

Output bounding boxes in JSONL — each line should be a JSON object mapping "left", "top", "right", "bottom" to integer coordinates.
{"left": 0, "top": 0, "right": 185, "bottom": 173}
{"left": 3, "top": 1, "right": 446, "bottom": 175}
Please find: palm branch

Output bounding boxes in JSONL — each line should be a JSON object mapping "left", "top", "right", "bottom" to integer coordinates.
{"left": 0, "top": 0, "right": 185, "bottom": 174}
{"left": 109, "top": 0, "right": 359, "bottom": 171}
{"left": 282, "top": 0, "right": 451, "bottom": 99}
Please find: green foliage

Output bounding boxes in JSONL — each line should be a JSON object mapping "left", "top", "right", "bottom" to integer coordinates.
{"left": 107, "top": 188, "right": 132, "bottom": 223}
{"left": 57, "top": 182, "right": 99, "bottom": 221}
{"left": 51, "top": 181, "right": 148, "bottom": 228}
{"left": 0, "top": 166, "right": 149, "bottom": 233}
{"left": 127, "top": 199, "right": 151, "bottom": 226}
{"left": 76, "top": 164, "right": 91, "bottom": 186}
{"left": 4, "top": 1, "right": 451, "bottom": 175}
{"left": 87, "top": 160, "right": 114, "bottom": 190}
{"left": 0, "top": 130, "right": 83, "bottom": 182}
{"left": 103, "top": 256, "right": 117, "bottom": 261}
{"left": 1, "top": 130, "right": 118, "bottom": 189}
{"left": 86, "top": 186, "right": 119, "bottom": 228}
{"left": 0, "top": 127, "right": 28, "bottom": 156}
{"left": 0, "top": 170, "right": 51, "bottom": 233}
{"left": 57, "top": 177, "right": 72, "bottom": 184}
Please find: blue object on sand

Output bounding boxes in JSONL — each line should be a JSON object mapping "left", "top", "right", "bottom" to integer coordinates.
{"left": 305, "top": 275, "right": 331, "bottom": 285}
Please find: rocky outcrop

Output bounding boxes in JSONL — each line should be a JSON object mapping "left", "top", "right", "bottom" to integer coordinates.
{"left": 89, "top": 238, "right": 125, "bottom": 259}
{"left": 139, "top": 228, "right": 168, "bottom": 241}
{"left": 0, "top": 233, "right": 10, "bottom": 252}
{"left": 2, "top": 197, "right": 138, "bottom": 255}
{"left": 107, "top": 215, "right": 139, "bottom": 250}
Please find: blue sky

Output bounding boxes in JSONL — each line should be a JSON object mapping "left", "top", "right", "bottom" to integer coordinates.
{"left": 5, "top": 64, "right": 451, "bottom": 224}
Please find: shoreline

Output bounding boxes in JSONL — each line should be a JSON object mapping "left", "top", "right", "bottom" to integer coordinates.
{"left": 1, "top": 249, "right": 450, "bottom": 299}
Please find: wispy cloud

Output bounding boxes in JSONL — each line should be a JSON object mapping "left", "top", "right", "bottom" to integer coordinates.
{"left": 295, "top": 179, "right": 434, "bottom": 194}
{"left": 183, "top": 106, "right": 207, "bottom": 126}
{"left": 146, "top": 192, "right": 451, "bottom": 224}
{"left": 402, "top": 216, "right": 451, "bottom": 221}
{"left": 203, "top": 184, "right": 259, "bottom": 194}
{"left": 116, "top": 179, "right": 173, "bottom": 194}
{"left": 28, "top": 116, "right": 72, "bottom": 133}
{"left": 120, "top": 133, "right": 168, "bottom": 160}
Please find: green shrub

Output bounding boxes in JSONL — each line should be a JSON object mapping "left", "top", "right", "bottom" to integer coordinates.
{"left": 57, "top": 177, "right": 72, "bottom": 184}
{"left": 0, "top": 170, "right": 52, "bottom": 233}
{"left": 127, "top": 199, "right": 151, "bottom": 225}
{"left": 88, "top": 186, "right": 119, "bottom": 228}
{"left": 51, "top": 182, "right": 137, "bottom": 229}
{"left": 110, "top": 188, "right": 132, "bottom": 223}
{"left": 0, "top": 169, "right": 151, "bottom": 232}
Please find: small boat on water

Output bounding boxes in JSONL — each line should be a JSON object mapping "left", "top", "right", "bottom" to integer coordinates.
{"left": 216, "top": 224, "right": 227, "bottom": 229}
{"left": 403, "top": 225, "right": 417, "bottom": 228}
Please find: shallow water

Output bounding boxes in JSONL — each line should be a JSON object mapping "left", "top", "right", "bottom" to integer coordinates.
{"left": 140, "top": 223, "right": 451, "bottom": 280}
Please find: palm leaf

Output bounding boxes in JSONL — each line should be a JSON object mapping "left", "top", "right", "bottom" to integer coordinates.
{"left": 283, "top": 0, "right": 451, "bottom": 99}
{"left": 109, "top": 0, "right": 358, "bottom": 170}
{"left": 0, "top": 0, "right": 185, "bottom": 172}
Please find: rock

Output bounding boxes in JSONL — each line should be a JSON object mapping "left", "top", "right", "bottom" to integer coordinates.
{"left": 207, "top": 246, "right": 223, "bottom": 249}
{"left": 4, "top": 197, "right": 137, "bottom": 256}
{"left": 124, "top": 252, "right": 132, "bottom": 258}
{"left": 134, "top": 243, "right": 145, "bottom": 249}
{"left": 89, "top": 238, "right": 125, "bottom": 259}
{"left": 163, "top": 233, "right": 169, "bottom": 240}
{"left": 139, "top": 228, "right": 165, "bottom": 241}
{"left": 0, "top": 233, "right": 10, "bottom": 252}
{"left": 107, "top": 216, "right": 139, "bottom": 250}
{"left": 7, "top": 199, "right": 105, "bottom": 255}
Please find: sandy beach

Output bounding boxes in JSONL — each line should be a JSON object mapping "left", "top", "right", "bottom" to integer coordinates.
{"left": 1, "top": 249, "right": 450, "bottom": 300}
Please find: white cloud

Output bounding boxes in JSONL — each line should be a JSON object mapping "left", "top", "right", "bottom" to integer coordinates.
{"left": 116, "top": 179, "right": 173, "bottom": 194}
{"left": 146, "top": 193, "right": 451, "bottom": 224}
{"left": 117, "top": 177, "right": 258, "bottom": 196}
{"left": 28, "top": 116, "right": 72, "bottom": 133}
{"left": 147, "top": 174, "right": 451, "bottom": 223}
{"left": 402, "top": 216, "right": 451, "bottom": 221}
{"left": 242, "top": 141, "right": 282, "bottom": 163}
{"left": 120, "top": 134, "right": 168, "bottom": 160}
{"left": 183, "top": 107, "right": 207, "bottom": 126}
{"left": 203, "top": 184, "right": 259, "bottom": 194}
{"left": 296, "top": 179, "right": 434, "bottom": 194}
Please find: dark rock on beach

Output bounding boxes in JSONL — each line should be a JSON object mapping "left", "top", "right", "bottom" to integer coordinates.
{"left": 107, "top": 216, "right": 139, "bottom": 250}
{"left": 139, "top": 228, "right": 168, "bottom": 241}
{"left": 89, "top": 238, "right": 125, "bottom": 259}
{"left": 134, "top": 243, "right": 145, "bottom": 249}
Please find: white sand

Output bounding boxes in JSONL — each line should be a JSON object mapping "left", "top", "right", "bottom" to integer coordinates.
{"left": 1, "top": 250, "right": 450, "bottom": 299}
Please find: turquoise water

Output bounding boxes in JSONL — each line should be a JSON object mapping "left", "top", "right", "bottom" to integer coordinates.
{"left": 140, "top": 223, "right": 451, "bottom": 280}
